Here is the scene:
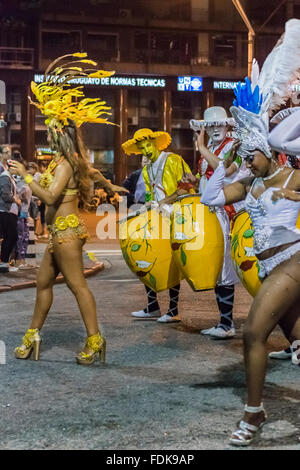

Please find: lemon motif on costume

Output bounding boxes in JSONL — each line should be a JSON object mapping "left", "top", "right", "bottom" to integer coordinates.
{"left": 171, "top": 194, "right": 224, "bottom": 291}
{"left": 119, "top": 207, "right": 182, "bottom": 292}
{"left": 230, "top": 210, "right": 261, "bottom": 297}
{"left": 231, "top": 210, "right": 300, "bottom": 297}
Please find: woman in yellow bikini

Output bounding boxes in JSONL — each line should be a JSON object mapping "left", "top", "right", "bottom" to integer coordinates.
{"left": 10, "top": 53, "right": 121, "bottom": 365}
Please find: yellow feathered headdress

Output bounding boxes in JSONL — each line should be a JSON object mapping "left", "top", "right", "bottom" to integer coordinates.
{"left": 29, "top": 52, "right": 115, "bottom": 128}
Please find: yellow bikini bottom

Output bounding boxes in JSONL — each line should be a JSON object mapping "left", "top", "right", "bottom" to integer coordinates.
{"left": 48, "top": 214, "right": 89, "bottom": 252}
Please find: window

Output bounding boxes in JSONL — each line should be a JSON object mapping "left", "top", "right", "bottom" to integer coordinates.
{"left": 86, "top": 33, "right": 119, "bottom": 62}
{"left": 42, "top": 31, "right": 81, "bottom": 58}
{"left": 212, "top": 34, "right": 237, "bottom": 67}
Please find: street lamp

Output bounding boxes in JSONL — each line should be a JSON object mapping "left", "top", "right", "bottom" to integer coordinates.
{"left": 232, "top": 0, "right": 255, "bottom": 77}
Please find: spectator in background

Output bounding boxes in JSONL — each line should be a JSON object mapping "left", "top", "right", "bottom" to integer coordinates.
{"left": 0, "top": 160, "right": 21, "bottom": 271}
{"left": 0, "top": 145, "right": 11, "bottom": 174}
{"left": 277, "top": 153, "right": 300, "bottom": 169}
{"left": 121, "top": 156, "right": 147, "bottom": 208}
{"left": 15, "top": 163, "right": 32, "bottom": 268}
{"left": 286, "top": 154, "right": 300, "bottom": 169}
{"left": 0, "top": 146, "right": 12, "bottom": 239}
{"left": 28, "top": 162, "right": 39, "bottom": 179}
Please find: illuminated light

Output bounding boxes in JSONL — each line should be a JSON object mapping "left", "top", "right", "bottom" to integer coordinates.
{"left": 213, "top": 81, "right": 241, "bottom": 90}
{"left": 34, "top": 74, "right": 166, "bottom": 88}
{"left": 177, "top": 76, "right": 203, "bottom": 92}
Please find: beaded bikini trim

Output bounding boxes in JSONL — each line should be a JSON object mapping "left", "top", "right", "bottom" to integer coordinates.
{"left": 47, "top": 214, "right": 89, "bottom": 252}
{"left": 258, "top": 241, "right": 300, "bottom": 279}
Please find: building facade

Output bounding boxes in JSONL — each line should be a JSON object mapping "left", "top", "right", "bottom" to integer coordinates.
{"left": 0, "top": 0, "right": 298, "bottom": 182}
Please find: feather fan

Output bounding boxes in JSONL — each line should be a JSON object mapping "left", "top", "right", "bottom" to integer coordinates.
{"left": 257, "top": 19, "right": 300, "bottom": 114}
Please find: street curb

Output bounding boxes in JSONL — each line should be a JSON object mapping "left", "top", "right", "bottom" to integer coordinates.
{"left": 0, "top": 262, "right": 104, "bottom": 294}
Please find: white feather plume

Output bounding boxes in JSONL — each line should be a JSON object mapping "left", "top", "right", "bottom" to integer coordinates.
{"left": 250, "top": 59, "right": 260, "bottom": 92}
{"left": 257, "top": 19, "right": 300, "bottom": 114}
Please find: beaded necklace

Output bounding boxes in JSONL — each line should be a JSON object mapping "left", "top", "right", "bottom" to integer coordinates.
{"left": 39, "top": 156, "right": 64, "bottom": 188}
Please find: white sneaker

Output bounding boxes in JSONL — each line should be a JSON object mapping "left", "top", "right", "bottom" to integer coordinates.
{"left": 201, "top": 326, "right": 217, "bottom": 335}
{"left": 269, "top": 348, "right": 292, "bottom": 360}
{"left": 209, "top": 326, "right": 236, "bottom": 339}
{"left": 131, "top": 309, "right": 161, "bottom": 318}
{"left": 157, "top": 314, "right": 181, "bottom": 323}
{"left": 8, "top": 266, "right": 19, "bottom": 272}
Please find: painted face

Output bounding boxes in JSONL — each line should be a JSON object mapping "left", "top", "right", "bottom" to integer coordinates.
{"left": 245, "top": 150, "right": 270, "bottom": 177}
{"left": 136, "top": 139, "right": 159, "bottom": 163}
{"left": 206, "top": 125, "right": 227, "bottom": 144}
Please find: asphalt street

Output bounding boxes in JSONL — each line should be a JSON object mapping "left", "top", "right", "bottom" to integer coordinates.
{"left": 0, "top": 235, "right": 299, "bottom": 450}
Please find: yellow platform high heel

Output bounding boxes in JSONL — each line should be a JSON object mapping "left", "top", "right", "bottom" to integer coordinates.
{"left": 76, "top": 332, "right": 106, "bottom": 365}
{"left": 14, "top": 328, "right": 41, "bottom": 361}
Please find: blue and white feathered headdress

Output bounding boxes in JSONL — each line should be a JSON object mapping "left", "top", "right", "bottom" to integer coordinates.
{"left": 230, "top": 18, "right": 300, "bottom": 159}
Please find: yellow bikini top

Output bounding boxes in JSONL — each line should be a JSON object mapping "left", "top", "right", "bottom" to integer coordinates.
{"left": 39, "top": 157, "right": 78, "bottom": 196}
{"left": 63, "top": 188, "right": 78, "bottom": 196}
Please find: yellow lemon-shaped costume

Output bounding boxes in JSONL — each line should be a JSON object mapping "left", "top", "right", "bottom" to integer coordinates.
{"left": 230, "top": 210, "right": 261, "bottom": 297}
{"left": 231, "top": 210, "right": 300, "bottom": 297}
{"left": 171, "top": 194, "right": 224, "bottom": 291}
{"left": 119, "top": 207, "right": 182, "bottom": 292}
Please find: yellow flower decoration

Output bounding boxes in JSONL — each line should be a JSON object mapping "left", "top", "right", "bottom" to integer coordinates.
{"left": 55, "top": 216, "right": 68, "bottom": 231}
{"left": 66, "top": 214, "right": 80, "bottom": 228}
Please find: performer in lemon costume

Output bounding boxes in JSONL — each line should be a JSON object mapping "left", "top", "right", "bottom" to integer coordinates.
{"left": 122, "top": 128, "right": 193, "bottom": 323}
{"left": 189, "top": 107, "right": 250, "bottom": 339}
{"left": 11, "top": 53, "right": 121, "bottom": 365}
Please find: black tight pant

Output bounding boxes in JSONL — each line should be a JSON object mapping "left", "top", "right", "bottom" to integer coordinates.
{"left": 145, "top": 284, "right": 181, "bottom": 317}
{"left": 215, "top": 284, "right": 235, "bottom": 330}
{"left": 0, "top": 212, "right": 18, "bottom": 263}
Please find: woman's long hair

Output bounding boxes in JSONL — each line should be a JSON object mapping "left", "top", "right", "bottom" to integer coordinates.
{"left": 48, "top": 121, "right": 91, "bottom": 208}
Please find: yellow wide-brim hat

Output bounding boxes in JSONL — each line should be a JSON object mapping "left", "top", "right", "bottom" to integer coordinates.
{"left": 122, "top": 128, "right": 171, "bottom": 155}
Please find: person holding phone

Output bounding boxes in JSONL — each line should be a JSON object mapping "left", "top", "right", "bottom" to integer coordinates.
{"left": 0, "top": 158, "right": 21, "bottom": 271}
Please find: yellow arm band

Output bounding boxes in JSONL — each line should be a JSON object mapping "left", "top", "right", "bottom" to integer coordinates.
{"left": 24, "top": 174, "right": 34, "bottom": 184}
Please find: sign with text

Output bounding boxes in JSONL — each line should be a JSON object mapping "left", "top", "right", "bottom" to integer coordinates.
{"left": 34, "top": 74, "right": 166, "bottom": 88}
{"left": 213, "top": 81, "right": 240, "bottom": 90}
{"left": 177, "top": 76, "right": 203, "bottom": 92}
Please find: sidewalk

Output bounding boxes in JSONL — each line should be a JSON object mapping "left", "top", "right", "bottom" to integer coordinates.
{"left": 0, "top": 240, "right": 104, "bottom": 293}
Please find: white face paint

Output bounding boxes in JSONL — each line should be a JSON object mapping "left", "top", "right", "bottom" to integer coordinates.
{"left": 206, "top": 125, "right": 228, "bottom": 145}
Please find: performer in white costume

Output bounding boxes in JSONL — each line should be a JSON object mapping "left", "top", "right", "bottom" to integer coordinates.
{"left": 189, "top": 107, "right": 249, "bottom": 339}
{"left": 201, "top": 19, "right": 300, "bottom": 446}
{"left": 268, "top": 107, "right": 300, "bottom": 362}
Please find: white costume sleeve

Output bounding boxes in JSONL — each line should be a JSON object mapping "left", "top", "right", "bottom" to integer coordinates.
{"left": 268, "top": 109, "right": 300, "bottom": 156}
{"left": 201, "top": 162, "right": 226, "bottom": 207}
